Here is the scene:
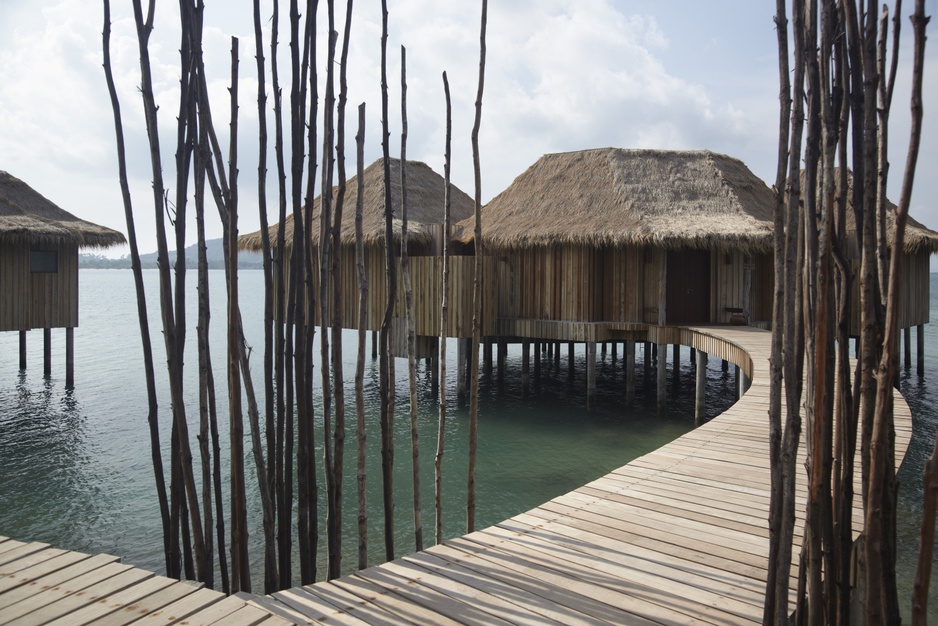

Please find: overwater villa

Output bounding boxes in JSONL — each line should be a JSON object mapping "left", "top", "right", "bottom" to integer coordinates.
{"left": 0, "top": 171, "right": 125, "bottom": 385}
{"left": 241, "top": 148, "right": 938, "bottom": 409}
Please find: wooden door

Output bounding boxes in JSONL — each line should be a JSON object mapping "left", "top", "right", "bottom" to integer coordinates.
{"left": 666, "top": 249, "right": 711, "bottom": 324}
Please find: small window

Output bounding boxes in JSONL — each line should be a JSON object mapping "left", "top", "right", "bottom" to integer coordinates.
{"left": 30, "top": 250, "right": 58, "bottom": 273}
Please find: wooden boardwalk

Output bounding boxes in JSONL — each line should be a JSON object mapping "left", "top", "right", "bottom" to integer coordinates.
{"left": 0, "top": 326, "right": 913, "bottom": 624}
{"left": 0, "top": 537, "right": 290, "bottom": 625}
{"left": 244, "top": 326, "right": 913, "bottom": 625}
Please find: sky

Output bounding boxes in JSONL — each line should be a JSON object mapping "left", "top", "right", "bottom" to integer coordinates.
{"left": 0, "top": 0, "right": 936, "bottom": 266}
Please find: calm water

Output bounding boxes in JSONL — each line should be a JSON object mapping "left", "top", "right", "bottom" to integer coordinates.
{"left": 0, "top": 269, "right": 935, "bottom": 615}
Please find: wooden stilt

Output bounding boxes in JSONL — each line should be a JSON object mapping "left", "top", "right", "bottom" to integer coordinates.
{"left": 904, "top": 327, "right": 912, "bottom": 369}
{"left": 19, "top": 330, "right": 26, "bottom": 370}
{"left": 554, "top": 342, "right": 560, "bottom": 367}
{"left": 644, "top": 341, "right": 651, "bottom": 381}
{"left": 601, "top": 342, "right": 607, "bottom": 361}
{"left": 695, "top": 350, "right": 707, "bottom": 424}
{"left": 722, "top": 359, "right": 729, "bottom": 373}
{"left": 918, "top": 324, "right": 925, "bottom": 378}
{"left": 734, "top": 364, "right": 741, "bottom": 400}
{"left": 522, "top": 339, "right": 530, "bottom": 397}
{"left": 672, "top": 344, "right": 680, "bottom": 382}
{"left": 371, "top": 330, "right": 378, "bottom": 359}
{"left": 43, "top": 328, "right": 51, "bottom": 378}
{"left": 611, "top": 341, "right": 618, "bottom": 364}
{"left": 65, "top": 327, "right": 74, "bottom": 388}
{"left": 625, "top": 340, "right": 635, "bottom": 407}
{"left": 547, "top": 341, "right": 553, "bottom": 360}
{"left": 656, "top": 343, "right": 667, "bottom": 414}
{"left": 483, "top": 338, "right": 493, "bottom": 375}
{"left": 533, "top": 341, "right": 541, "bottom": 379}
{"left": 431, "top": 353, "right": 439, "bottom": 393}
{"left": 497, "top": 338, "right": 506, "bottom": 380}
{"left": 568, "top": 342, "right": 574, "bottom": 375}
{"left": 689, "top": 347, "right": 696, "bottom": 368}
{"left": 587, "top": 342, "right": 597, "bottom": 410}
{"left": 457, "top": 338, "right": 467, "bottom": 398}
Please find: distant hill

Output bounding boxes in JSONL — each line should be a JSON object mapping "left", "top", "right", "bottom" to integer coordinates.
{"left": 80, "top": 237, "right": 264, "bottom": 270}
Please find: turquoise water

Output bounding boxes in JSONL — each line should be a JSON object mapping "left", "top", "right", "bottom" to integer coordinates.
{"left": 0, "top": 269, "right": 934, "bottom": 612}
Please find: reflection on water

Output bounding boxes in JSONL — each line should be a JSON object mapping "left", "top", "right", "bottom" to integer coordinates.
{"left": 0, "top": 268, "right": 936, "bottom": 614}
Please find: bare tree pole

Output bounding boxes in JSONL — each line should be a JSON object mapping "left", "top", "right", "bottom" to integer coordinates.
{"left": 223, "top": 35, "right": 251, "bottom": 594}
{"left": 466, "top": 0, "right": 487, "bottom": 535}
{"left": 378, "top": 0, "right": 397, "bottom": 562}
{"left": 354, "top": 102, "right": 369, "bottom": 571}
{"left": 252, "top": 0, "right": 277, "bottom": 564}
{"left": 101, "top": 0, "right": 172, "bottom": 576}
{"left": 329, "top": 0, "right": 354, "bottom": 580}
{"left": 130, "top": 0, "right": 209, "bottom": 583}
{"left": 435, "top": 71, "right": 452, "bottom": 546}
{"left": 870, "top": 2, "right": 927, "bottom": 622}
{"left": 400, "top": 45, "right": 423, "bottom": 553}
{"left": 320, "top": 0, "right": 339, "bottom": 580}
{"left": 269, "top": 0, "right": 293, "bottom": 589}
{"left": 764, "top": 1, "right": 791, "bottom": 620}
{"left": 769, "top": 0, "right": 807, "bottom": 621}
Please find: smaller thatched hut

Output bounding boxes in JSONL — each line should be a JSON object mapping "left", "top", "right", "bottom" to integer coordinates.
{"left": 0, "top": 171, "right": 126, "bottom": 384}
{"left": 240, "top": 158, "right": 482, "bottom": 347}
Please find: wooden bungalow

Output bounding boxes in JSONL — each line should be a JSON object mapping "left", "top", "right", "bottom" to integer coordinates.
{"left": 239, "top": 158, "right": 485, "bottom": 361}
{"left": 0, "top": 171, "right": 126, "bottom": 385}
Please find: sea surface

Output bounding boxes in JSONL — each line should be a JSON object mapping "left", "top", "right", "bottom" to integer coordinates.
{"left": 0, "top": 269, "right": 935, "bottom": 617}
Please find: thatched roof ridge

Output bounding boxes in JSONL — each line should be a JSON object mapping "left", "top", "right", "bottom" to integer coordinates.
{"left": 800, "top": 169, "right": 938, "bottom": 255}
{"left": 457, "top": 148, "right": 776, "bottom": 252}
{"left": 0, "top": 171, "right": 126, "bottom": 248}
{"left": 239, "top": 158, "right": 474, "bottom": 251}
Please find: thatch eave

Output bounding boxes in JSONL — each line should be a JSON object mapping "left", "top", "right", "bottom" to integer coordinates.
{"left": 0, "top": 171, "right": 126, "bottom": 249}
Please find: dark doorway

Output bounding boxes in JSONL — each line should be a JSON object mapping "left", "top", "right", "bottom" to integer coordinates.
{"left": 665, "top": 249, "right": 711, "bottom": 324}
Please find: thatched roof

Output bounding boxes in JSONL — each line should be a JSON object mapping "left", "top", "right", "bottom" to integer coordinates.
{"left": 456, "top": 148, "right": 776, "bottom": 252}
{"left": 0, "top": 171, "right": 126, "bottom": 248}
{"left": 800, "top": 169, "right": 938, "bottom": 255}
{"left": 239, "top": 158, "right": 474, "bottom": 251}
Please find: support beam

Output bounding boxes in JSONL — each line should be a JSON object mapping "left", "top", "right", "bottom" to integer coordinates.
{"left": 65, "top": 327, "right": 74, "bottom": 388}
{"left": 533, "top": 341, "right": 541, "bottom": 379}
{"left": 43, "top": 328, "right": 51, "bottom": 378}
{"left": 689, "top": 347, "right": 696, "bottom": 367}
{"left": 739, "top": 369, "right": 751, "bottom": 398}
{"left": 522, "top": 339, "right": 530, "bottom": 397}
{"left": 722, "top": 359, "right": 729, "bottom": 373}
{"left": 568, "top": 342, "right": 575, "bottom": 376}
{"left": 586, "top": 342, "right": 597, "bottom": 410}
{"left": 734, "top": 364, "right": 741, "bottom": 400}
{"left": 600, "top": 342, "right": 607, "bottom": 361}
{"left": 918, "top": 324, "right": 925, "bottom": 378}
{"left": 554, "top": 341, "right": 560, "bottom": 367}
{"left": 457, "top": 338, "right": 468, "bottom": 398}
{"left": 483, "top": 338, "right": 493, "bottom": 375}
{"left": 672, "top": 344, "right": 680, "bottom": 383}
{"left": 904, "top": 327, "right": 912, "bottom": 369}
{"left": 625, "top": 340, "right": 635, "bottom": 408}
{"left": 656, "top": 343, "right": 667, "bottom": 415}
{"left": 431, "top": 353, "right": 439, "bottom": 393}
{"left": 19, "top": 331, "right": 26, "bottom": 370}
{"left": 611, "top": 341, "right": 618, "bottom": 364}
{"left": 695, "top": 350, "right": 707, "bottom": 424}
{"left": 644, "top": 341, "right": 652, "bottom": 382}
{"left": 371, "top": 330, "right": 378, "bottom": 359}
{"left": 497, "top": 338, "right": 507, "bottom": 380}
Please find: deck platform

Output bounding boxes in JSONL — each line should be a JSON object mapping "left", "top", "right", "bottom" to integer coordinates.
{"left": 245, "top": 325, "right": 912, "bottom": 625}
{"left": 0, "top": 326, "right": 913, "bottom": 624}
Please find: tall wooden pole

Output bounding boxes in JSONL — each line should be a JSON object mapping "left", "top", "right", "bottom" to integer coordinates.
{"left": 695, "top": 350, "right": 707, "bottom": 424}
{"left": 65, "top": 327, "right": 74, "bottom": 388}
{"left": 586, "top": 341, "right": 597, "bottom": 410}
{"left": 43, "top": 328, "right": 51, "bottom": 378}
{"left": 19, "top": 331, "right": 26, "bottom": 370}
{"left": 656, "top": 249, "right": 667, "bottom": 414}
{"left": 625, "top": 340, "right": 635, "bottom": 407}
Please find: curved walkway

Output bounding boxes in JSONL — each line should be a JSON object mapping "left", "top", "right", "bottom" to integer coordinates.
{"left": 0, "top": 326, "right": 913, "bottom": 625}
{"left": 246, "top": 325, "right": 912, "bottom": 625}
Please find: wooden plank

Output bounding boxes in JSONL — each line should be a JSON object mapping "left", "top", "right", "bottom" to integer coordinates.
{"left": 0, "top": 553, "right": 121, "bottom": 612}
